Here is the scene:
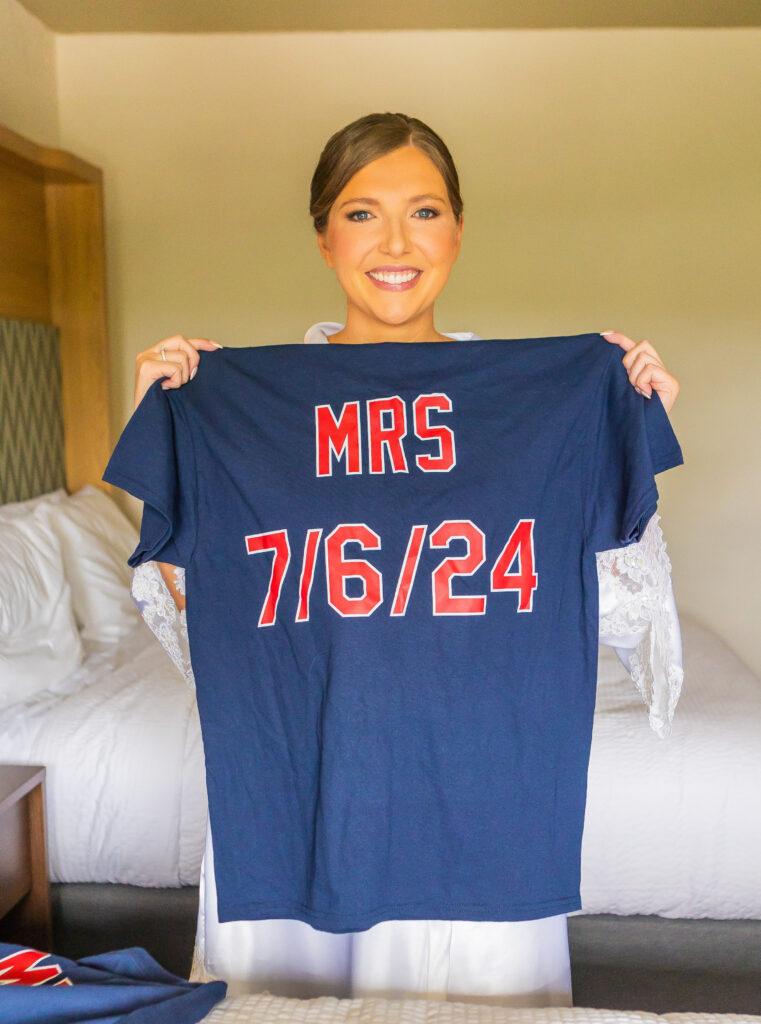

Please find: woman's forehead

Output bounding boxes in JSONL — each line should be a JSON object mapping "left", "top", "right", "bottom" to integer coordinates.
{"left": 340, "top": 146, "right": 447, "bottom": 199}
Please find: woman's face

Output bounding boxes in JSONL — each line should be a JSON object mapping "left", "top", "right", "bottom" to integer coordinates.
{"left": 317, "top": 145, "right": 464, "bottom": 334}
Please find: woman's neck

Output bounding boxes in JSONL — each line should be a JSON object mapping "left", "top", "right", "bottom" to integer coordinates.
{"left": 328, "top": 309, "right": 452, "bottom": 344}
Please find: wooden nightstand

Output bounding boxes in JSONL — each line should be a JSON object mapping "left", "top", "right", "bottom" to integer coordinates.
{"left": 0, "top": 765, "right": 52, "bottom": 950}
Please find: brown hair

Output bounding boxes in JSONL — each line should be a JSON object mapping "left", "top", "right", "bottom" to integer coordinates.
{"left": 309, "top": 112, "right": 463, "bottom": 234}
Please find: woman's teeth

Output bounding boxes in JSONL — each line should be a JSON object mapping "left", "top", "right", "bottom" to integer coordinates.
{"left": 368, "top": 270, "right": 420, "bottom": 284}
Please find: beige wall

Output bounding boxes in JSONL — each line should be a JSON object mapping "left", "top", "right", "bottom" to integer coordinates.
{"left": 0, "top": 0, "right": 57, "bottom": 143}
{"left": 15, "top": 27, "right": 761, "bottom": 675}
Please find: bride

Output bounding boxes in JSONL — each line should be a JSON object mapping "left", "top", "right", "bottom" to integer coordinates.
{"left": 125, "top": 111, "right": 683, "bottom": 1006}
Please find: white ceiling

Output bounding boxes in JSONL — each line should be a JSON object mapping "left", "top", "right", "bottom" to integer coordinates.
{"left": 17, "top": 0, "right": 761, "bottom": 34}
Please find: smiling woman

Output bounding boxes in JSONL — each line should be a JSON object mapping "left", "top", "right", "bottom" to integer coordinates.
{"left": 117, "top": 110, "right": 684, "bottom": 1008}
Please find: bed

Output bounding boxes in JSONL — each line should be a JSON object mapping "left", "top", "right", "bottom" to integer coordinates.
{"left": 1, "top": 123, "right": 760, "bottom": 1014}
{"left": 0, "top": 487, "right": 206, "bottom": 890}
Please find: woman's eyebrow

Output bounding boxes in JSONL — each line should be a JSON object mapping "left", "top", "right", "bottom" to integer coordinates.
{"left": 339, "top": 193, "right": 446, "bottom": 209}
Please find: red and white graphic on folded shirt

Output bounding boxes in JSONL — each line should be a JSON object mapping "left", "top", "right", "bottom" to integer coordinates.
{"left": 0, "top": 948, "right": 72, "bottom": 986}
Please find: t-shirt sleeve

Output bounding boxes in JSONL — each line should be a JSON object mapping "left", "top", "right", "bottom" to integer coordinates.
{"left": 102, "top": 379, "right": 197, "bottom": 569}
{"left": 585, "top": 347, "right": 684, "bottom": 554}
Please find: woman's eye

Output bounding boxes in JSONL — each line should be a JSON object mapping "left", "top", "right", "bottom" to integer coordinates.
{"left": 346, "top": 207, "right": 440, "bottom": 222}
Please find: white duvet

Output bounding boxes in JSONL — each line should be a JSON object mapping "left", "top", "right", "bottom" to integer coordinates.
{"left": 581, "top": 612, "right": 761, "bottom": 919}
{"left": 0, "top": 611, "right": 759, "bottom": 919}
{"left": 0, "top": 618, "right": 206, "bottom": 886}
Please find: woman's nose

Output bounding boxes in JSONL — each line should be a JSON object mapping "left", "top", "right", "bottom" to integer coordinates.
{"left": 380, "top": 217, "right": 411, "bottom": 256}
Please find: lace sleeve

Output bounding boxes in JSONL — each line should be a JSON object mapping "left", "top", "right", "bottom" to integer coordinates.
{"left": 595, "top": 511, "right": 683, "bottom": 738}
{"left": 130, "top": 561, "right": 195, "bottom": 687}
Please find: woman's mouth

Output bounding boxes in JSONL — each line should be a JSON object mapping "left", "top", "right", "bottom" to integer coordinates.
{"left": 366, "top": 268, "right": 422, "bottom": 291}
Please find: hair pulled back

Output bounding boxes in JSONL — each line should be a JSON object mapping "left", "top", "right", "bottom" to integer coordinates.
{"left": 309, "top": 112, "right": 463, "bottom": 234}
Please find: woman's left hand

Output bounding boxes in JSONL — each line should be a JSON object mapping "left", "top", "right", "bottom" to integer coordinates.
{"left": 601, "top": 331, "right": 680, "bottom": 415}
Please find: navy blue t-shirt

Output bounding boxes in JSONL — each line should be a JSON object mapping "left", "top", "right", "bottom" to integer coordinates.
{"left": 103, "top": 333, "right": 683, "bottom": 933}
{"left": 0, "top": 943, "right": 226, "bottom": 1023}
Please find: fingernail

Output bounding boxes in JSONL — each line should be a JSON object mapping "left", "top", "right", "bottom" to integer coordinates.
{"left": 601, "top": 331, "right": 614, "bottom": 337}
{"left": 190, "top": 366, "right": 197, "bottom": 380}
{"left": 212, "top": 341, "right": 223, "bottom": 348}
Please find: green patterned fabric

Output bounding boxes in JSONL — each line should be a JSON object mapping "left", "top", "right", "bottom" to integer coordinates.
{"left": 0, "top": 317, "right": 66, "bottom": 505}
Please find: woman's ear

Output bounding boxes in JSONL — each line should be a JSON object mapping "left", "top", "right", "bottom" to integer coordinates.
{"left": 316, "top": 232, "right": 334, "bottom": 269}
{"left": 454, "top": 212, "right": 464, "bottom": 256}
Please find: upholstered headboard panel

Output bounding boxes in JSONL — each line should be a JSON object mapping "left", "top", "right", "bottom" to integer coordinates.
{"left": 0, "top": 316, "right": 67, "bottom": 504}
{"left": 0, "top": 124, "right": 110, "bottom": 500}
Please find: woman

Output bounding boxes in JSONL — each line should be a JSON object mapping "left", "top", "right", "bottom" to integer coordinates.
{"left": 127, "top": 112, "right": 683, "bottom": 1006}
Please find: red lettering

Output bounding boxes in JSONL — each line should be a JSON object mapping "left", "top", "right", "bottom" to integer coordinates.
{"left": 0, "top": 949, "right": 70, "bottom": 986}
{"left": 325, "top": 524, "right": 383, "bottom": 617}
{"left": 315, "top": 402, "right": 361, "bottom": 477}
{"left": 367, "top": 396, "right": 408, "bottom": 474}
{"left": 413, "top": 394, "right": 455, "bottom": 472}
{"left": 390, "top": 524, "right": 427, "bottom": 616}
{"left": 296, "top": 528, "right": 323, "bottom": 622}
{"left": 490, "top": 518, "right": 538, "bottom": 612}
{"left": 429, "top": 520, "right": 487, "bottom": 616}
{"left": 245, "top": 529, "right": 291, "bottom": 626}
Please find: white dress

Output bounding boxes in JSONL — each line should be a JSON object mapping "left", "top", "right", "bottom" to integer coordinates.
{"left": 130, "top": 322, "right": 684, "bottom": 1005}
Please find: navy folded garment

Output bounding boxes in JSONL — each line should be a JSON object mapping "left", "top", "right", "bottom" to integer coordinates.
{"left": 0, "top": 943, "right": 226, "bottom": 1023}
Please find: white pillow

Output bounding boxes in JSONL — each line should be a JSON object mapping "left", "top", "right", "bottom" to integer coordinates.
{"left": 34, "top": 485, "right": 140, "bottom": 642}
{"left": 0, "top": 516, "right": 84, "bottom": 708}
{"left": 0, "top": 488, "right": 67, "bottom": 522}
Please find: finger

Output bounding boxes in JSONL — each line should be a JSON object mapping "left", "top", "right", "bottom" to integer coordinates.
{"left": 150, "top": 334, "right": 188, "bottom": 355}
{"left": 184, "top": 338, "right": 223, "bottom": 380}
{"left": 142, "top": 348, "right": 190, "bottom": 387}
{"left": 149, "top": 334, "right": 222, "bottom": 352}
{"left": 159, "top": 336, "right": 221, "bottom": 381}
{"left": 634, "top": 363, "right": 677, "bottom": 401}
{"left": 159, "top": 364, "right": 187, "bottom": 389}
{"left": 135, "top": 350, "right": 187, "bottom": 388}
{"left": 600, "top": 330, "right": 636, "bottom": 352}
{"left": 186, "top": 337, "right": 223, "bottom": 351}
{"left": 158, "top": 350, "right": 191, "bottom": 387}
{"left": 626, "top": 350, "right": 660, "bottom": 386}
{"left": 621, "top": 340, "right": 662, "bottom": 373}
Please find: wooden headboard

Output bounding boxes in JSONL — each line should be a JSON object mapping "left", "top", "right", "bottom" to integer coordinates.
{"left": 0, "top": 123, "right": 111, "bottom": 502}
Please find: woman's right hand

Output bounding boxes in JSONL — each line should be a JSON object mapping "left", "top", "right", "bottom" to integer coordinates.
{"left": 134, "top": 334, "right": 223, "bottom": 410}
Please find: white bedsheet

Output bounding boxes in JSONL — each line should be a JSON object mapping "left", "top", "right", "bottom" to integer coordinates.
{"left": 581, "top": 613, "right": 761, "bottom": 919}
{"left": 0, "top": 618, "right": 206, "bottom": 886}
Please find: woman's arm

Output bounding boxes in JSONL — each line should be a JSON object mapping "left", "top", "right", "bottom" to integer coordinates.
{"left": 131, "top": 561, "right": 194, "bottom": 684}
{"left": 596, "top": 512, "right": 683, "bottom": 737}
{"left": 157, "top": 561, "right": 186, "bottom": 612}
